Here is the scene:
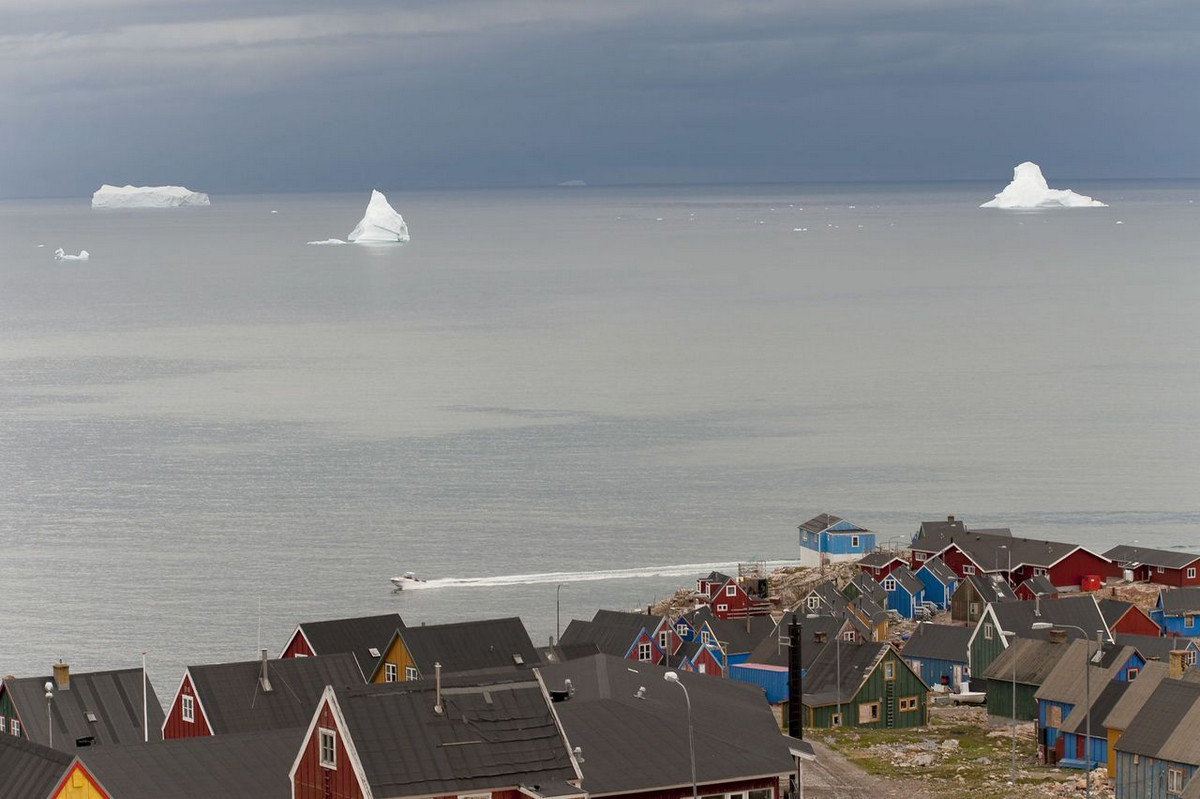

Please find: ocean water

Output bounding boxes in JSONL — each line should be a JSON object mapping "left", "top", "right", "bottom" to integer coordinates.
{"left": 1, "top": 182, "right": 1198, "bottom": 696}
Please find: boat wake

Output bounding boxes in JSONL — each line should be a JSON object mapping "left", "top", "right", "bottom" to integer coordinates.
{"left": 398, "top": 560, "right": 800, "bottom": 591}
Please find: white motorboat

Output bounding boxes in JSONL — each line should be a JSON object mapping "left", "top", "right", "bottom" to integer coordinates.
{"left": 390, "top": 572, "right": 425, "bottom": 590}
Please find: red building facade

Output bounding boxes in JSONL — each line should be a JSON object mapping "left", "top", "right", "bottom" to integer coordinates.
{"left": 162, "top": 673, "right": 212, "bottom": 739}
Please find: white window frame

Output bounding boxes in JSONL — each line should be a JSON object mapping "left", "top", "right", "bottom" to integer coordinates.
{"left": 697, "top": 662, "right": 706, "bottom": 674}
{"left": 1168, "top": 768, "right": 1184, "bottom": 794}
{"left": 676, "top": 621, "right": 689, "bottom": 635}
{"left": 984, "top": 624, "right": 993, "bottom": 640}
{"left": 858, "top": 701, "right": 880, "bottom": 724}
{"left": 807, "top": 596, "right": 820, "bottom": 610}
{"left": 1127, "top": 667, "right": 1139, "bottom": 680}
{"left": 659, "top": 630, "right": 671, "bottom": 650}
{"left": 1189, "top": 567, "right": 1197, "bottom": 580}
{"left": 1033, "top": 568, "right": 1048, "bottom": 577}
{"left": 11, "top": 719, "right": 20, "bottom": 737}
{"left": 915, "top": 552, "right": 927, "bottom": 561}
{"left": 182, "top": 694, "right": 194, "bottom": 723}
{"left": 638, "top": 641, "right": 653, "bottom": 662}
{"left": 319, "top": 727, "right": 337, "bottom": 769}
{"left": 831, "top": 712, "right": 842, "bottom": 727}
{"left": 962, "top": 565, "right": 976, "bottom": 575}
{"left": 385, "top": 662, "right": 398, "bottom": 683}
{"left": 0, "top": 716, "right": 6, "bottom": 733}
{"left": 883, "top": 661, "right": 896, "bottom": 681}
{"left": 726, "top": 584, "right": 737, "bottom": 597}
{"left": 1187, "top": 616, "right": 1195, "bottom": 629}
{"left": 701, "top": 630, "right": 713, "bottom": 645}
{"left": 843, "top": 630, "right": 856, "bottom": 642}
{"left": 882, "top": 576, "right": 897, "bottom": 591}
{"left": 1159, "top": 566, "right": 1166, "bottom": 574}
{"left": 459, "top": 794, "right": 493, "bottom": 799}
{"left": 851, "top": 535, "right": 860, "bottom": 548}
{"left": 405, "top": 666, "right": 419, "bottom": 680}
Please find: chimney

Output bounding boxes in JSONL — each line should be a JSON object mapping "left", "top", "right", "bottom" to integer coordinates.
{"left": 947, "top": 515, "right": 955, "bottom": 523}
{"left": 53, "top": 661, "right": 70, "bottom": 690}
{"left": 434, "top": 662, "right": 443, "bottom": 715}
{"left": 1048, "top": 629, "right": 1067, "bottom": 644}
{"left": 1169, "top": 650, "right": 1187, "bottom": 679}
{"left": 814, "top": 631, "right": 828, "bottom": 644}
{"left": 787, "top": 616, "right": 802, "bottom": 739}
{"left": 258, "top": 649, "right": 273, "bottom": 692}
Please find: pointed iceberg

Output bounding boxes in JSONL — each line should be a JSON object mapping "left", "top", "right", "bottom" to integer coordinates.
{"left": 347, "top": 190, "right": 410, "bottom": 243}
{"left": 981, "top": 162, "right": 1106, "bottom": 209}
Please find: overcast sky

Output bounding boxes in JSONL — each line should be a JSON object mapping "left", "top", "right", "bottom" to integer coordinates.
{"left": 1, "top": 0, "right": 1197, "bottom": 198}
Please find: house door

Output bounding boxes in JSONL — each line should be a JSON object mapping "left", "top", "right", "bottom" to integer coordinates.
{"left": 952, "top": 665, "right": 963, "bottom": 688}
{"left": 1076, "top": 735, "right": 1086, "bottom": 762}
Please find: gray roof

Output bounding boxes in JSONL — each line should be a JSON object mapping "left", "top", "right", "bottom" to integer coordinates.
{"left": 885, "top": 564, "right": 925, "bottom": 595}
{"left": 988, "top": 594, "right": 1108, "bottom": 642}
{"left": 0, "top": 734, "right": 75, "bottom": 799}
{"left": 188, "top": 653, "right": 363, "bottom": 735}
{"left": 858, "top": 552, "right": 904, "bottom": 569}
{"left": 1103, "top": 661, "right": 1170, "bottom": 731}
{"left": 901, "top": 623, "right": 973, "bottom": 664}
{"left": 803, "top": 641, "right": 896, "bottom": 706}
{"left": 333, "top": 671, "right": 579, "bottom": 798}
{"left": 804, "top": 581, "right": 849, "bottom": 614}
{"left": 294, "top": 613, "right": 405, "bottom": 678}
{"left": 1061, "top": 679, "right": 1129, "bottom": 736}
{"left": 912, "top": 528, "right": 1085, "bottom": 571}
{"left": 399, "top": 617, "right": 541, "bottom": 676}
{"left": 1017, "top": 575, "right": 1057, "bottom": 597}
{"left": 693, "top": 610, "right": 776, "bottom": 656}
{"left": 1098, "top": 598, "right": 1145, "bottom": 629}
{"left": 1034, "top": 640, "right": 1139, "bottom": 705}
{"left": 1105, "top": 545, "right": 1200, "bottom": 571}
{"left": 539, "top": 654, "right": 792, "bottom": 796}
{"left": 917, "top": 519, "right": 967, "bottom": 539}
{"left": 79, "top": 728, "right": 302, "bottom": 799}
{"left": 917, "top": 557, "right": 957, "bottom": 585}
{"left": 846, "top": 573, "right": 887, "bottom": 605}
{"left": 799, "top": 513, "right": 867, "bottom": 534}
{"left": 958, "top": 574, "right": 1017, "bottom": 605}
{"left": 746, "top": 612, "right": 842, "bottom": 670}
{"left": 981, "top": 638, "right": 1072, "bottom": 685}
{"left": 559, "top": 620, "right": 647, "bottom": 659}
{"left": 1114, "top": 678, "right": 1200, "bottom": 764}
{"left": 1114, "top": 633, "right": 1199, "bottom": 663}
{"left": 1159, "top": 588, "right": 1200, "bottom": 615}
{"left": 2, "top": 667, "right": 166, "bottom": 752}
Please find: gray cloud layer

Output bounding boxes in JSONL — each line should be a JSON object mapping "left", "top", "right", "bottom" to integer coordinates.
{"left": 2, "top": 0, "right": 1197, "bottom": 197}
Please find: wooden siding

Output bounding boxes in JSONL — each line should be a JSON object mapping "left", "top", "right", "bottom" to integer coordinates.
{"left": 372, "top": 633, "right": 417, "bottom": 684}
{"left": 0, "top": 685, "right": 24, "bottom": 739}
{"left": 1113, "top": 752, "right": 1196, "bottom": 799}
{"left": 293, "top": 701, "right": 364, "bottom": 799}
{"left": 1111, "top": 607, "right": 1161, "bottom": 637}
{"left": 968, "top": 619, "right": 1006, "bottom": 678}
{"left": 984, "top": 679, "right": 1039, "bottom": 721}
{"left": 283, "top": 630, "right": 315, "bottom": 659}
{"left": 51, "top": 763, "right": 110, "bottom": 799}
{"left": 807, "top": 652, "right": 928, "bottom": 729}
{"left": 163, "top": 673, "right": 211, "bottom": 739}
{"left": 1046, "top": 550, "right": 1121, "bottom": 589}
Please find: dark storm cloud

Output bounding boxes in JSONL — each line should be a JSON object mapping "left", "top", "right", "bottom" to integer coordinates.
{"left": 1, "top": 0, "right": 1197, "bottom": 197}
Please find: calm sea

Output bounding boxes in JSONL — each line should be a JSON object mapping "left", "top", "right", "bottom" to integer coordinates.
{"left": 2, "top": 182, "right": 1198, "bottom": 696}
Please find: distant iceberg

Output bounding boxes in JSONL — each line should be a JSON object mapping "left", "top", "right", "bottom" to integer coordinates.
{"left": 981, "top": 163, "right": 1106, "bottom": 209}
{"left": 347, "top": 190, "right": 409, "bottom": 243}
{"left": 558, "top": 180, "right": 587, "bottom": 187}
{"left": 92, "top": 184, "right": 210, "bottom": 209}
{"left": 54, "top": 248, "right": 89, "bottom": 261}
{"left": 307, "top": 239, "right": 346, "bottom": 246}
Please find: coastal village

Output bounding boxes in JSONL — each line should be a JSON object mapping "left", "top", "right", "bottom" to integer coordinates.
{"left": 5, "top": 515, "right": 1200, "bottom": 798}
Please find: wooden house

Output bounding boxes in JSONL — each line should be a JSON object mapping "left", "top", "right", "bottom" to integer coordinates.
{"left": 968, "top": 594, "right": 1111, "bottom": 679}
{"left": 799, "top": 580, "right": 848, "bottom": 616}
{"left": 1112, "top": 677, "right": 1200, "bottom": 798}
{"left": 696, "top": 571, "right": 734, "bottom": 601}
{"left": 1151, "top": 588, "right": 1200, "bottom": 637}
{"left": 843, "top": 572, "right": 887, "bottom": 608}
{"left": 880, "top": 565, "right": 928, "bottom": 620}
{"left": 290, "top": 673, "right": 582, "bottom": 799}
{"left": 798, "top": 513, "right": 875, "bottom": 568}
{"left": 1015, "top": 575, "right": 1058, "bottom": 601}
{"left": 0, "top": 734, "right": 111, "bottom": 799}
{"left": 900, "top": 622, "right": 973, "bottom": 691}
{"left": 981, "top": 636, "right": 1074, "bottom": 722}
{"left": 557, "top": 619, "right": 665, "bottom": 667}
{"left": 1100, "top": 599, "right": 1161, "bottom": 637}
{"left": 369, "top": 616, "right": 541, "bottom": 683}
{"left": 1104, "top": 544, "right": 1200, "bottom": 588}
{"left": 686, "top": 607, "right": 775, "bottom": 667}
{"left": 592, "top": 609, "right": 682, "bottom": 658}
{"left": 162, "top": 652, "right": 362, "bottom": 739}
{"left": 1100, "top": 660, "right": 1171, "bottom": 780}
{"left": 280, "top": 613, "right": 404, "bottom": 680}
{"left": 857, "top": 552, "right": 907, "bottom": 582}
{"left": 801, "top": 640, "right": 928, "bottom": 729}
{"left": 706, "top": 575, "right": 772, "bottom": 620}
{"left": 915, "top": 557, "right": 958, "bottom": 610}
{"left": 542, "top": 653, "right": 795, "bottom": 799}
{"left": 950, "top": 573, "right": 1016, "bottom": 624}
{"left": 1114, "top": 633, "right": 1200, "bottom": 669}
{"left": 1, "top": 662, "right": 165, "bottom": 751}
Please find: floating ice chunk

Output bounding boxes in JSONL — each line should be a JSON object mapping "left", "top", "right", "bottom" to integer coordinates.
{"left": 54, "top": 248, "right": 89, "bottom": 261}
{"left": 308, "top": 238, "right": 346, "bottom": 246}
{"left": 91, "top": 184, "right": 210, "bottom": 208}
{"left": 348, "top": 190, "right": 409, "bottom": 243}
{"left": 981, "top": 162, "right": 1106, "bottom": 209}
{"left": 557, "top": 180, "right": 587, "bottom": 187}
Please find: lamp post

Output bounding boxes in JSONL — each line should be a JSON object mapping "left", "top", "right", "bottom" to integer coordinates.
{"left": 1033, "top": 622, "right": 1099, "bottom": 799}
{"left": 1000, "top": 631, "right": 1017, "bottom": 784}
{"left": 664, "top": 671, "right": 698, "bottom": 799}
{"left": 44, "top": 682, "right": 54, "bottom": 748}
{"left": 555, "top": 584, "right": 564, "bottom": 642}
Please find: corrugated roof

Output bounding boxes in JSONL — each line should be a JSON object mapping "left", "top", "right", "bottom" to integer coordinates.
{"left": 1061, "top": 679, "right": 1129, "bottom": 736}
{"left": 901, "top": 623, "right": 973, "bottom": 664}
{"left": 918, "top": 557, "right": 956, "bottom": 585}
{"left": 401, "top": 617, "right": 540, "bottom": 675}
{"left": 1160, "top": 588, "right": 1200, "bottom": 615}
{"left": 746, "top": 612, "right": 842, "bottom": 670}
{"left": 296, "top": 613, "right": 404, "bottom": 679}
{"left": 0, "top": 734, "right": 74, "bottom": 799}
{"left": 1103, "top": 661, "right": 1169, "bottom": 731}
{"left": 3, "top": 667, "right": 165, "bottom": 751}
{"left": 1114, "top": 633, "right": 1197, "bottom": 663}
{"left": 188, "top": 653, "right": 363, "bottom": 735}
{"left": 799, "top": 513, "right": 844, "bottom": 533}
{"left": 981, "top": 638, "right": 1071, "bottom": 685}
{"left": 79, "top": 728, "right": 302, "bottom": 799}
{"left": 699, "top": 613, "right": 776, "bottom": 656}
{"left": 1105, "top": 545, "right": 1200, "bottom": 571}
{"left": 1034, "top": 641, "right": 1138, "bottom": 705}
{"left": 847, "top": 573, "right": 887, "bottom": 605}
{"left": 913, "top": 528, "right": 1083, "bottom": 571}
{"left": 989, "top": 594, "right": 1108, "bottom": 642}
{"left": 802, "top": 641, "right": 892, "bottom": 706}
{"left": 1116, "top": 678, "right": 1200, "bottom": 764}
{"left": 559, "top": 620, "right": 646, "bottom": 659}
{"left": 961, "top": 574, "right": 1017, "bottom": 604}
{"left": 334, "top": 672, "right": 578, "bottom": 797}
{"left": 886, "top": 565, "right": 925, "bottom": 595}
{"left": 858, "top": 552, "right": 903, "bottom": 568}
{"left": 1018, "top": 575, "right": 1057, "bottom": 597}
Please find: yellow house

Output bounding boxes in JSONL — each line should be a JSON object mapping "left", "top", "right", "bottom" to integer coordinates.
{"left": 371, "top": 629, "right": 421, "bottom": 683}
{"left": 369, "top": 617, "right": 542, "bottom": 684}
{"left": 1099, "top": 659, "right": 1173, "bottom": 777}
{"left": 0, "top": 735, "right": 111, "bottom": 799}
{"left": 52, "top": 763, "right": 111, "bottom": 799}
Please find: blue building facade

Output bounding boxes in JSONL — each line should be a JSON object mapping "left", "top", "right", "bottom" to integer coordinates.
{"left": 915, "top": 558, "right": 958, "bottom": 609}
{"left": 798, "top": 515, "right": 876, "bottom": 567}
{"left": 881, "top": 567, "right": 926, "bottom": 620}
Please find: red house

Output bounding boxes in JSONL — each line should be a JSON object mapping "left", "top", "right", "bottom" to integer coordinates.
{"left": 281, "top": 613, "right": 404, "bottom": 680}
{"left": 1014, "top": 575, "right": 1058, "bottom": 601}
{"left": 708, "top": 577, "right": 772, "bottom": 620}
{"left": 858, "top": 552, "right": 907, "bottom": 581}
{"left": 291, "top": 674, "right": 582, "bottom": 799}
{"left": 911, "top": 528, "right": 1121, "bottom": 590}
{"left": 1104, "top": 545, "right": 1200, "bottom": 588}
{"left": 1100, "top": 598, "right": 1161, "bottom": 637}
{"left": 697, "top": 571, "right": 734, "bottom": 601}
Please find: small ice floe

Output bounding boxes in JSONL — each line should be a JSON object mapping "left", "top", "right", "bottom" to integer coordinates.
{"left": 271, "top": 210, "right": 279, "bottom": 214}
{"left": 793, "top": 228, "right": 808, "bottom": 232}
{"left": 1116, "top": 221, "right": 1124, "bottom": 225}
{"left": 981, "top": 162, "right": 1106, "bottom": 209}
{"left": 348, "top": 190, "right": 410, "bottom": 243}
{"left": 656, "top": 217, "right": 663, "bottom": 221}
{"left": 848, "top": 205, "right": 856, "bottom": 209}
{"left": 36, "top": 244, "right": 45, "bottom": 248}
{"left": 307, "top": 239, "right": 347, "bottom": 245}
{"left": 54, "top": 248, "right": 89, "bottom": 261}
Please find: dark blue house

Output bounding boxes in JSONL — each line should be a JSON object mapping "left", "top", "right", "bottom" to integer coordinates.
{"left": 900, "top": 622, "right": 973, "bottom": 690}
{"left": 1150, "top": 587, "right": 1200, "bottom": 637}
{"left": 881, "top": 565, "right": 927, "bottom": 620}
{"left": 916, "top": 557, "right": 958, "bottom": 610}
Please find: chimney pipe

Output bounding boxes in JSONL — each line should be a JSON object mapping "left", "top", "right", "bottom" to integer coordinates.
{"left": 947, "top": 515, "right": 955, "bottom": 523}
{"left": 1170, "top": 650, "right": 1187, "bottom": 680}
{"left": 52, "top": 661, "right": 70, "bottom": 691}
{"left": 434, "top": 662, "right": 443, "bottom": 715}
{"left": 787, "top": 616, "right": 803, "bottom": 739}
{"left": 814, "top": 631, "right": 828, "bottom": 644}
{"left": 259, "top": 649, "right": 273, "bottom": 692}
{"left": 1048, "top": 629, "right": 1067, "bottom": 644}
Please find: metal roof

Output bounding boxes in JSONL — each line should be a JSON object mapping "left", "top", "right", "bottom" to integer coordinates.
{"left": 917, "top": 557, "right": 957, "bottom": 585}
{"left": 1103, "top": 661, "right": 1170, "bottom": 731}
{"left": 846, "top": 573, "right": 887, "bottom": 605}
{"left": 1034, "top": 641, "right": 1139, "bottom": 705}
{"left": 802, "top": 641, "right": 896, "bottom": 706}
{"left": 885, "top": 565, "right": 925, "bottom": 595}
{"left": 858, "top": 552, "right": 904, "bottom": 569}
{"left": 0, "top": 733, "right": 75, "bottom": 799}
{"left": 698, "top": 613, "right": 777, "bottom": 656}
{"left": 559, "top": 620, "right": 648, "bottom": 659}
{"left": 746, "top": 612, "right": 843, "bottom": 669}
{"left": 79, "top": 728, "right": 302, "bottom": 799}
{"left": 295, "top": 613, "right": 405, "bottom": 679}
{"left": 1115, "top": 678, "right": 1200, "bottom": 764}
{"left": 799, "top": 513, "right": 844, "bottom": 533}
{"left": 981, "top": 638, "right": 1071, "bottom": 685}
{"left": 1159, "top": 588, "right": 1200, "bottom": 615}
{"left": 1061, "top": 679, "right": 1129, "bottom": 736}
{"left": 912, "top": 528, "right": 1086, "bottom": 571}
{"left": 1104, "top": 545, "right": 1200, "bottom": 571}
{"left": 1114, "top": 633, "right": 1198, "bottom": 663}
{"left": 901, "top": 623, "right": 973, "bottom": 664}
{"left": 988, "top": 594, "right": 1109, "bottom": 642}
{"left": 959, "top": 574, "right": 1017, "bottom": 604}
{"left": 188, "top": 653, "right": 363, "bottom": 735}
{"left": 1017, "top": 575, "right": 1057, "bottom": 597}
{"left": 398, "top": 617, "right": 541, "bottom": 676}
{"left": 332, "top": 672, "right": 578, "bottom": 798}
{"left": 2, "top": 666, "right": 166, "bottom": 752}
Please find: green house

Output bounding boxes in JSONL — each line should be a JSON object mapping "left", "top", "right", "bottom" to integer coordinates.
{"left": 981, "top": 637, "right": 1072, "bottom": 721}
{"left": 801, "top": 640, "right": 929, "bottom": 729}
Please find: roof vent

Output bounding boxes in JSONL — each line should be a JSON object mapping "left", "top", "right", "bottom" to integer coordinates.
{"left": 85, "top": 712, "right": 97, "bottom": 723}
{"left": 75, "top": 736, "right": 95, "bottom": 747}
{"left": 368, "top": 648, "right": 381, "bottom": 658}
{"left": 259, "top": 648, "right": 273, "bottom": 693}
{"left": 513, "top": 654, "right": 525, "bottom": 666}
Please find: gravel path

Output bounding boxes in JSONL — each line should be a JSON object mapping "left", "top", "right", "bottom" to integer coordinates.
{"left": 800, "top": 740, "right": 934, "bottom": 798}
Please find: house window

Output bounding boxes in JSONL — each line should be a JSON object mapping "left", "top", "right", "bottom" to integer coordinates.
{"left": 676, "top": 622, "right": 689, "bottom": 635}
{"left": 963, "top": 565, "right": 976, "bottom": 575}
{"left": 319, "top": 728, "right": 337, "bottom": 769}
{"left": 459, "top": 794, "right": 493, "bottom": 799}
{"left": 1132, "top": 754, "right": 1139, "bottom": 765}
{"left": 726, "top": 584, "right": 737, "bottom": 597}
{"left": 1126, "top": 667, "right": 1139, "bottom": 681}
{"left": 883, "top": 661, "right": 896, "bottom": 681}
{"left": 181, "top": 695, "right": 194, "bottom": 723}
{"left": 858, "top": 701, "right": 880, "bottom": 724}
{"left": 831, "top": 713, "right": 841, "bottom": 727}
{"left": 843, "top": 630, "right": 856, "bottom": 642}
{"left": 1159, "top": 567, "right": 1166, "bottom": 574}
{"left": 0, "top": 717, "right": 5, "bottom": 733}
{"left": 1189, "top": 567, "right": 1197, "bottom": 580}
{"left": 701, "top": 630, "right": 713, "bottom": 645}
{"left": 984, "top": 624, "right": 993, "bottom": 641}
{"left": 1187, "top": 616, "right": 1195, "bottom": 629}
{"left": 807, "top": 596, "right": 821, "bottom": 610}
{"left": 1187, "top": 651, "right": 1198, "bottom": 667}
{"left": 11, "top": 719, "right": 20, "bottom": 737}
{"left": 1168, "top": 768, "right": 1184, "bottom": 794}
{"left": 915, "top": 552, "right": 927, "bottom": 561}
{"left": 385, "top": 663, "right": 398, "bottom": 683}
{"left": 638, "top": 642, "right": 653, "bottom": 662}
{"left": 405, "top": 666, "right": 418, "bottom": 680}
{"left": 697, "top": 662, "right": 706, "bottom": 674}
{"left": 883, "top": 577, "right": 897, "bottom": 591}
{"left": 659, "top": 630, "right": 671, "bottom": 650}
{"left": 851, "top": 536, "right": 860, "bottom": 548}
{"left": 717, "top": 604, "right": 728, "bottom": 612}
{"left": 748, "top": 790, "right": 772, "bottom": 799}
{"left": 899, "top": 697, "right": 918, "bottom": 712}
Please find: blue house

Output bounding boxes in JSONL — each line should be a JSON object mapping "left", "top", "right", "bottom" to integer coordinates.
{"left": 900, "top": 622, "right": 973, "bottom": 690}
{"left": 916, "top": 557, "right": 958, "bottom": 610}
{"left": 1150, "top": 587, "right": 1200, "bottom": 637}
{"left": 798, "top": 513, "right": 875, "bottom": 568}
{"left": 1114, "top": 678, "right": 1200, "bottom": 798}
{"left": 881, "top": 565, "right": 927, "bottom": 620}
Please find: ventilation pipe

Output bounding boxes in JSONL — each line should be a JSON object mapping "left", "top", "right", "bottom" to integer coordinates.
{"left": 259, "top": 649, "right": 273, "bottom": 692}
{"left": 434, "top": 662, "right": 443, "bottom": 715}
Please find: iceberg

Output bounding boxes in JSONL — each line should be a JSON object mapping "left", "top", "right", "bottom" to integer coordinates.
{"left": 981, "top": 162, "right": 1106, "bottom": 209}
{"left": 347, "top": 190, "right": 409, "bottom": 243}
{"left": 307, "top": 239, "right": 346, "bottom": 246}
{"left": 91, "top": 184, "right": 210, "bottom": 209}
{"left": 54, "top": 248, "right": 89, "bottom": 261}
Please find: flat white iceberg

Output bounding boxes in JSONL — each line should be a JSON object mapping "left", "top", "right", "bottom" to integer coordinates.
{"left": 307, "top": 238, "right": 346, "bottom": 246}
{"left": 92, "top": 184, "right": 210, "bottom": 209}
{"left": 981, "top": 162, "right": 1106, "bottom": 209}
{"left": 347, "top": 190, "right": 409, "bottom": 243}
{"left": 54, "top": 248, "right": 89, "bottom": 261}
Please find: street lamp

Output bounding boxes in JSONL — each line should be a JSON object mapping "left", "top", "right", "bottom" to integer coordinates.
{"left": 1032, "top": 623, "right": 1103, "bottom": 799}
{"left": 556, "top": 584, "right": 565, "bottom": 642}
{"left": 664, "top": 671, "right": 698, "bottom": 799}
{"left": 44, "top": 682, "right": 53, "bottom": 748}
{"left": 1000, "top": 631, "right": 1017, "bottom": 784}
